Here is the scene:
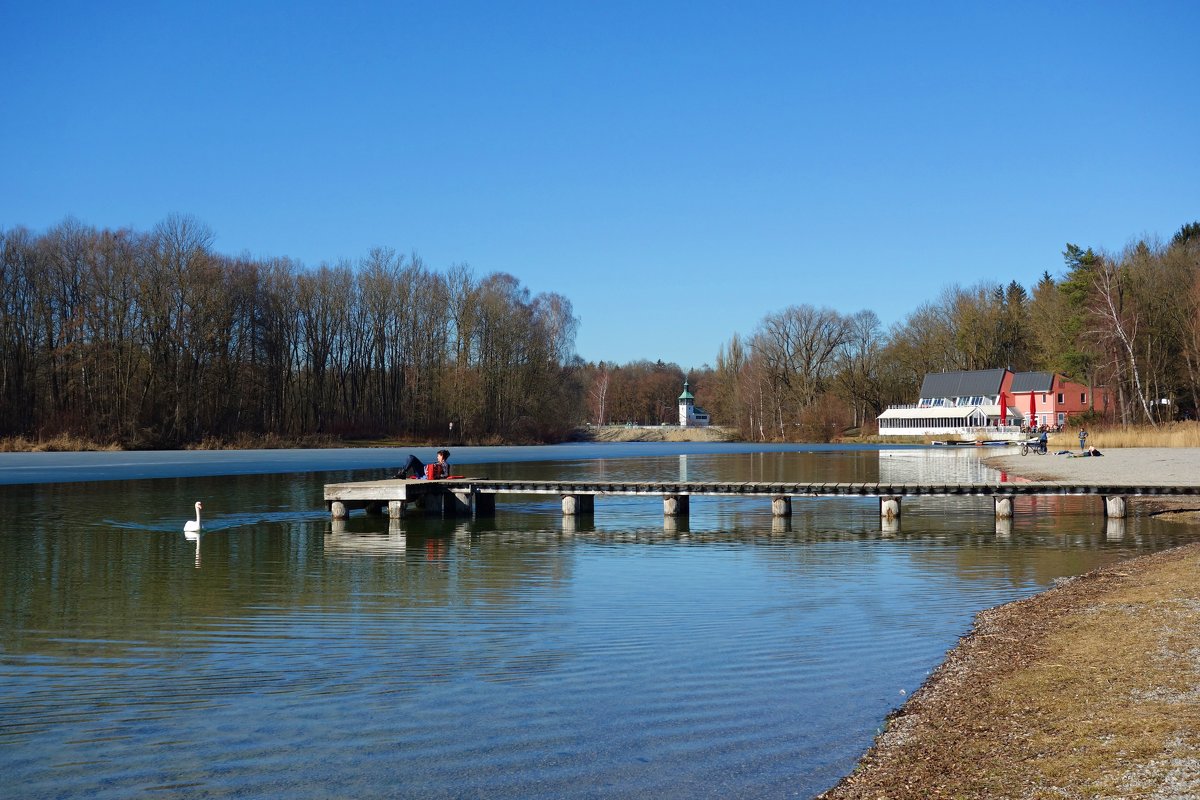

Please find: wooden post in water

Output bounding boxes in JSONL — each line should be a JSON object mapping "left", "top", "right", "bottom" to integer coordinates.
{"left": 561, "top": 494, "right": 595, "bottom": 516}
{"left": 388, "top": 500, "right": 404, "bottom": 519}
{"left": 663, "top": 494, "right": 690, "bottom": 518}
{"left": 475, "top": 492, "right": 496, "bottom": 517}
{"left": 771, "top": 496, "right": 792, "bottom": 517}
{"left": 331, "top": 501, "right": 348, "bottom": 520}
{"left": 434, "top": 489, "right": 470, "bottom": 520}
{"left": 445, "top": 490, "right": 472, "bottom": 516}
{"left": 1104, "top": 495, "right": 1127, "bottom": 518}
{"left": 880, "top": 496, "right": 901, "bottom": 521}
{"left": 994, "top": 496, "right": 1014, "bottom": 519}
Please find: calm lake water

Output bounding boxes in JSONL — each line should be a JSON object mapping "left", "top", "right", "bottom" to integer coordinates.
{"left": 3, "top": 444, "right": 1198, "bottom": 799}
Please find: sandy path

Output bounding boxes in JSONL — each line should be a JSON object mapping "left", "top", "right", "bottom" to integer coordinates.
{"left": 983, "top": 446, "right": 1200, "bottom": 485}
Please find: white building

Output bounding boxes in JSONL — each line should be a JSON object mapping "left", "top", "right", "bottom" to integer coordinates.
{"left": 876, "top": 368, "right": 1019, "bottom": 440}
{"left": 678, "top": 380, "right": 710, "bottom": 427}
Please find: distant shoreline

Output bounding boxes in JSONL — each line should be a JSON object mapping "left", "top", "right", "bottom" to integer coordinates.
{"left": 0, "top": 427, "right": 742, "bottom": 453}
{"left": 574, "top": 425, "right": 739, "bottom": 443}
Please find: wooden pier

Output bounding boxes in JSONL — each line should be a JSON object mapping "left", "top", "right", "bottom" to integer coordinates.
{"left": 323, "top": 478, "right": 1200, "bottom": 522}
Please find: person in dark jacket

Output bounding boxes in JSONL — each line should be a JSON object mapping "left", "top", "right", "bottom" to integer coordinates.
{"left": 394, "top": 449, "right": 451, "bottom": 479}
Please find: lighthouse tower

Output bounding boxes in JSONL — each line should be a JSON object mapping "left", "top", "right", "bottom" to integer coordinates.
{"left": 678, "top": 380, "right": 711, "bottom": 427}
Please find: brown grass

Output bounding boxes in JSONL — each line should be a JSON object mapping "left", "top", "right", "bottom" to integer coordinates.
{"left": 821, "top": 544, "right": 1200, "bottom": 799}
{"left": 1038, "top": 421, "right": 1200, "bottom": 451}
{"left": 0, "top": 434, "right": 123, "bottom": 452}
{"left": 186, "top": 432, "right": 344, "bottom": 450}
{"left": 1079, "top": 421, "right": 1200, "bottom": 449}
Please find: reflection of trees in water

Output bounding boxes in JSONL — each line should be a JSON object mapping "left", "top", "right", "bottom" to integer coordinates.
{"left": 463, "top": 449, "right": 886, "bottom": 484}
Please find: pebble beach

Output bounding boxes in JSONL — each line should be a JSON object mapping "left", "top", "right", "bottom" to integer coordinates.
{"left": 820, "top": 447, "right": 1200, "bottom": 799}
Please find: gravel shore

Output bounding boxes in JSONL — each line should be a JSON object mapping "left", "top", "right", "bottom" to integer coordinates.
{"left": 819, "top": 448, "right": 1200, "bottom": 799}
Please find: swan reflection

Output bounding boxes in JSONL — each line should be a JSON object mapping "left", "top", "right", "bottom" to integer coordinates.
{"left": 184, "top": 529, "right": 201, "bottom": 568}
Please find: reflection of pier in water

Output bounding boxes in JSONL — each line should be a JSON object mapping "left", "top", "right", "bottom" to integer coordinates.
{"left": 325, "top": 520, "right": 408, "bottom": 557}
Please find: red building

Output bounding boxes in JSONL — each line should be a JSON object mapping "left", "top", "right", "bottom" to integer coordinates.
{"left": 1007, "top": 371, "right": 1107, "bottom": 430}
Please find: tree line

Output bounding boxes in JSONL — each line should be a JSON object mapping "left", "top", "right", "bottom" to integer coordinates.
{"left": 4, "top": 216, "right": 1197, "bottom": 446}
{"left": 653, "top": 222, "right": 1199, "bottom": 440}
{"left": 1, "top": 215, "right": 580, "bottom": 446}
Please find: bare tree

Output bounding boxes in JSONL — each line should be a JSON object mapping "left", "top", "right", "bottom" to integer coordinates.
{"left": 1089, "top": 249, "right": 1156, "bottom": 425}
{"left": 587, "top": 362, "right": 610, "bottom": 425}
{"left": 751, "top": 305, "right": 850, "bottom": 438}
{"left": 834, "top": 309, "right": 887, "bottom": 429}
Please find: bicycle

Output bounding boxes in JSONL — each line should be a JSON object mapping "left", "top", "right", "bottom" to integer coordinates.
{"left": 1020, "top": 440, "right": 1047, "bottom": 456}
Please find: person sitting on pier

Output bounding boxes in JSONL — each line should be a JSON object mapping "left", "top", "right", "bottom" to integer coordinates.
{"left": 394, "top": 449, "right": 451, "bottom": 479}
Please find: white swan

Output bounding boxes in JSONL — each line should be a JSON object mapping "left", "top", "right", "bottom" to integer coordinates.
{"left": 184, "top": 501, "right": 203, "bottom": 533}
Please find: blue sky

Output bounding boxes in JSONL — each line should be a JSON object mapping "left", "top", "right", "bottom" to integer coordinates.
{"left": 3, "top": 1, "right": 1197, "bottom": 370}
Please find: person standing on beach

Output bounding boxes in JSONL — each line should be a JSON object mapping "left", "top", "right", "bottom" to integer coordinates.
{"left": 1078, "top": 427, "right": 1088, "bottom": 452}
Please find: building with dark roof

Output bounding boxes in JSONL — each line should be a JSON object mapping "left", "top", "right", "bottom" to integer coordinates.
{"left": 878, "top": 369, "right": 1105, "bottom": 439}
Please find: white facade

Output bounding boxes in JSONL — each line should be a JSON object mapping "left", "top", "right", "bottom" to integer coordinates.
{"left": 678, "top": 381, "right": 711, "bottom": 427}
{"left": 876, "top": 367, "right": 1027, "bottom": 440}
{"left": 876, "top": 404, "right": 1008, "bottom": 438}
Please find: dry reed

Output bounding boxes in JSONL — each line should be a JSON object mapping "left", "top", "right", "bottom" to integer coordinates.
{"left": 1048, "top": 421, "right": 1200, "bottom": 450}
{"left": 1084, "top": 422, "right": 1200, "bottom": 448}
{"left": 0, "top": 434, "right": 122, "bottom": 453}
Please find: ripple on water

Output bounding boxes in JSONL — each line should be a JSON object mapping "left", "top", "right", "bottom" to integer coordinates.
{"left": 4, "top": 451, "right": 1198, "bottom": 800}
